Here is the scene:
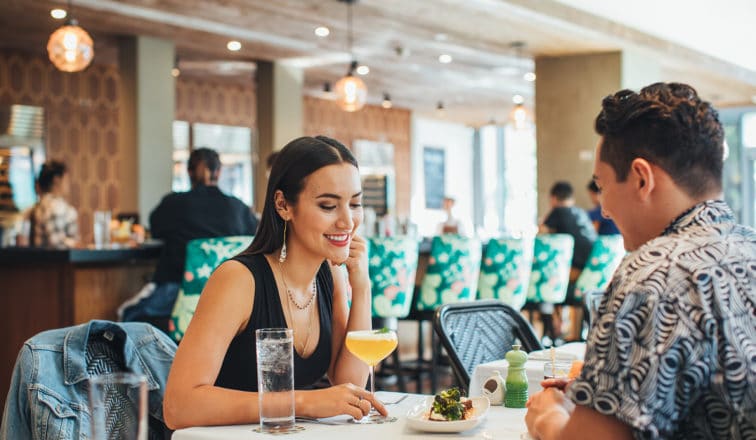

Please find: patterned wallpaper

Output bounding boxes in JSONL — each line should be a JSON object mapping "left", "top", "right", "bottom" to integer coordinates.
{"left": 0, "top": 50, "right": 413, "bottom": 244}
{"left": 0, "top": 50, "right": 121, "bottom": 245}
{"left": 303, "top": 96, "right": 412, "bottom": 216}
{"left": 176, "top": 76, "right": 256, "bottom": 126}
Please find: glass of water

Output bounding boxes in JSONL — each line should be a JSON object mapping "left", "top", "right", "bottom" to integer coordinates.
{"left": 256, "top": 328, "right": 296, "bottom": 433}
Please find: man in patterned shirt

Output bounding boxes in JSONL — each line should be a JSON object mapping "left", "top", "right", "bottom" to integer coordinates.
{"left": 525, "top": 83, "right": 755, "bottom": 439}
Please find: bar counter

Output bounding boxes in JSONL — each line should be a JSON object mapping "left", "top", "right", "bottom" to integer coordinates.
{"left": 0, "top": 242, "right": 162, "bottom": 403}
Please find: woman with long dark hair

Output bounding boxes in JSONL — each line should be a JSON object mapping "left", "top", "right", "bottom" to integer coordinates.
{"left": 164, "top": 136, "right": 386, "bottom": 428}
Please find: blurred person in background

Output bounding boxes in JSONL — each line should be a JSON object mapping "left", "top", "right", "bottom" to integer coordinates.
{"left": 539, "top": 181, "right": 597, "bottom": 342}
{"left": 28, "top": 160, "right": 78, "bottom": 248}
{"left": 119, "top": 147, "right": 258, "bottom": 330}
{"left": 586, "top": 180, "right": 620, "bottom": 235}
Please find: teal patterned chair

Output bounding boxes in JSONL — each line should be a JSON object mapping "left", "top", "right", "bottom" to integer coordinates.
{"left": 169, "top": 236, "right": 254, "bottom": 342}
{"left": 368, "top": 236, "right": 420, "bottom": 319}
{"left": 574, "top": 234, "right": 625, "bottom": 333}
{"left": 476, "top": 237, "right": 534, "bottom": 310}
{"left": 417, "top": 235, "right": 482, "bottom": 311}
{"left": 526, "top": 234, "right": 574, "bottom": 304}
{"left": 367, "top": 236, "right": 420, "bottom": 392}
{"left": 412, "top": 234, "right": 481, "bottom": 393}
{"left": 574, "top": 234, "right": 625, "bottom": 302}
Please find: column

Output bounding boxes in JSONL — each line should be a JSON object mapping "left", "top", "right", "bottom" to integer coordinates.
{"left": 255, "top": 61, "right": 303, "bottom": 210}
{"left": 118, "top": 36, "right": 175, "bottom": 221}
{"left": 534, "top": 50, "right": 660, "bottom": 215}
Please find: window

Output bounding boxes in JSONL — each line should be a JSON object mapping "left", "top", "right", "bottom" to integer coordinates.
{"left": 172, "top": 121, "right": 254, "bottom": 207}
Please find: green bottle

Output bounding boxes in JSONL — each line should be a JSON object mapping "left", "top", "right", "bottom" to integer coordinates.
{"left": 504, "top": 344, "right": 528, "bottom": 408}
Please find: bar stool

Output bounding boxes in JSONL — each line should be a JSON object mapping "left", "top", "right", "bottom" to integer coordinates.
{"left": 367, "top": 236, "right": 419, "bottom": 392}
{"left": 573, "top": 234, "right": 625, "bottom": 338}
{"left": 169, "top": 235, "right": 254, "bottom": 342}
{"left": 410, "top": 234, "right": 481, "bottom": 393}
{"left": 476, "top": 237, "right": 534, "bottom": 310}
{"left": 524, "top": 234, "right": 574, "bottom": 343}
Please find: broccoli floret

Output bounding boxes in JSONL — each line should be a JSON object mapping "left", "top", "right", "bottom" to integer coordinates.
{"left": 431, "top": 387, "right": 464, "bottom": 421}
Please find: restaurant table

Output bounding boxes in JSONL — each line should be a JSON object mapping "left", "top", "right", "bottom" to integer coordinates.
{"left": 172, "top": 391, "right": 530, "bottom": 439}
{"left": 469, "top": 343, "right": 586, "bottom": 397}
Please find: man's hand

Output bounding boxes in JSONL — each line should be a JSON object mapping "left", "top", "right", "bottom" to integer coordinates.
{"left": 525, "top": 388, "right": 574, "bottom": 439}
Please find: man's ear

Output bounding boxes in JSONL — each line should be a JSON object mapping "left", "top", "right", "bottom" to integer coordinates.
{"left": 273, "top": 190, "right": 291, "bottom": 220}
{"left": 630, "top": 158, "right": 655, "bottom": 201}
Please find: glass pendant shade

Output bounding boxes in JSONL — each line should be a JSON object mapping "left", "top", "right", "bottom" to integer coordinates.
{"left": 47, "top": 21, "right": 94, "bottom": 72}
{"left": 510, "top": 104, "right": 528, "bottom": 128}
{"left": 334, "top": 73, "right": 367, "bottom": 112}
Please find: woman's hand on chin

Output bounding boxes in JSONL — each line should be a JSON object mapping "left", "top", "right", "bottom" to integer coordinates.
{"left": 342, "top": 234, "right": 370, "bottom": 293}
{"left": 297, "top": 383, "right": 387, "bottom": 420}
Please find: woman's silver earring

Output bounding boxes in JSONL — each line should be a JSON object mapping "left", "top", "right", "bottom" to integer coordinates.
{"left": 279, "top": 221, "right": 287, "bottom": 263}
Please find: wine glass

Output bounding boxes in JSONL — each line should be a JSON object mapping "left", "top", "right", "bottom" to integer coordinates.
{"left": 345, "top": 329, "right": 399, "bottom": 423}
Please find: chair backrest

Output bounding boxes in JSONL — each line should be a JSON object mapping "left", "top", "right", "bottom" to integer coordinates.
{"left": 169, "top": 235, "right": 254, "bottom": 341}
{"left": 417, "top": 234, "right": 482, "bottom": 311}
{"left": 367, "top": 236, "right": 420, "bottom": 318}
{"left": 433, "top": 300, "right": 542, "bottom": 389}
{"left": 526, "top": 234, "right": 574, "bottom": 303}
{"left": 477, "top": 237, "right": 534, "bottom": 310}
{"left": 574, "top": 234, "right": 625, "bottom": 301}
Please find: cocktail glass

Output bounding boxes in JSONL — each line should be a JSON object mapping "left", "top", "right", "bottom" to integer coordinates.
{"left": 345, "top": 329, "right": 399, "bottom": 424}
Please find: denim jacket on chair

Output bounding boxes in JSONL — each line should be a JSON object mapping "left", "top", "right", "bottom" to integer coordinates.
{"left": 1, "top": 320, "right": 176, "bottom": 439}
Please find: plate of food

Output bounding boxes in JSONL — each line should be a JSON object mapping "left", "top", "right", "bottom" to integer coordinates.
{"left": 406, "top": 387, "right": 489, "bottom": 433}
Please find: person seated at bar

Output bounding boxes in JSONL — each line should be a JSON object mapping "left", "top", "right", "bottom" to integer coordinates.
{"left": 586, "top": 179, "right": 619, "bottom": 235}
{"left": 437, "top": 195, "right": 468, "bottom": 235}
{"left": 28, "top": 160, "right": 78, "bottom": 248}
{"left": 163, "top": 136, "right": 387, "bottom": 429}
{"left": 525, "top": 82, "right": 756, "bottom": 439}
{"left": 118, "top": 147, "right": 258, "bottom": 328}
{"left": 538, "top": 181, "right": 597, "bottom": 341}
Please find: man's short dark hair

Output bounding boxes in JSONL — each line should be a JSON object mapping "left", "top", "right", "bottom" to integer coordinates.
{"left": 37, "top": 160, "right": 67, "bottom": 193}
{"left": 550, "top": 181, "right": 573, "bottom": 201}
{"left": 188, "top": 147, "right": 221, "bottom": 177}
{"left": 595, "top": 82, "right": 724, "bottom": 197}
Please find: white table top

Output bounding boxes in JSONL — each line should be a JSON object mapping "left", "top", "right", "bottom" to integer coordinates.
{"left": 469, "top": 343, "right": 586, "bottom": 398}
{"left": 172, "top": 392, "right": 529, "bottom": 440}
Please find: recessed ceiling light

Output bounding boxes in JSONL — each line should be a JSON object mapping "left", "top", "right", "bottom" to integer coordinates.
{"left": 226, "top": 41, "right": 242, "bottom": 51}
{"left": 314, "top": 26, "right": 330, "bottom": 37}
{"left": 438, "top": 54, "right": 453, "bottom": 64}
{"left": 356, "top": 65, "right": 370, "bottom": 75}
{"left": 523, "top": 72, "right": 536, "bottom": 82}
{"left": 512, "top": 94, "right": 524, "bottom": 104}
{"left": 50, "top": 8, "right": 67, "bottom": 19}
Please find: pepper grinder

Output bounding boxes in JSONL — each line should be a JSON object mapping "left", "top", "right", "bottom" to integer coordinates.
{"left": 504, "top": 344, "right": 528, "bottom": 408}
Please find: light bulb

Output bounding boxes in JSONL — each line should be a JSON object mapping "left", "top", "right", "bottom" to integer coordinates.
{"left": 334, "top": 74, "right": 367, "bottom": 112}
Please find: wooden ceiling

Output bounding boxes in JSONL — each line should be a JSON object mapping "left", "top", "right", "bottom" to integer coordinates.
{"left": 1, "top": 0, "right": 755, "bottom": 126}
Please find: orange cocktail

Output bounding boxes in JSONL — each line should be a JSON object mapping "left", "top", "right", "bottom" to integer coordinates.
{"left": 345, "top": 330, "right": 398, "bottom": 366}
{"left": 345, "top": 329, "right": 399, "bottom": 424}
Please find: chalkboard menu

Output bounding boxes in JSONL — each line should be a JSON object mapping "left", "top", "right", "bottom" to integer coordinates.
{"left": 423, "top": 147, "right": 445, "bottom": 209}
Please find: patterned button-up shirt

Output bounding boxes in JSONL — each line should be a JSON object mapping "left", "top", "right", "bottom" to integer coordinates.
{"left": 30, "top": 193, "right": 78, "bottom": 248}
{"left": 567, "top": 200, "right": 756, "bottom": 440}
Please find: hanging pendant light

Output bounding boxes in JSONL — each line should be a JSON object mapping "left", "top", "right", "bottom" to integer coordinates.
{"left": 335, "top": 0, "right": 367, "bottom": 112}
{"left": 47, "top": 1, "right": 94, "bottom": 72}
